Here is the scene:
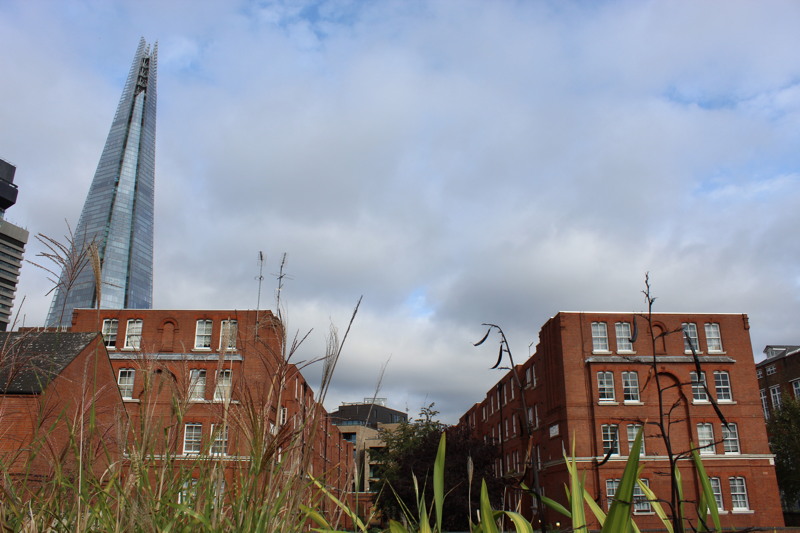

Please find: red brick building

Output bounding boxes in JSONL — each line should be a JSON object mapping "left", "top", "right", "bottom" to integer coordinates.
{"left": 756, "top": 345, "right": 800, "bottom": 420}
{"left": 459, "top": 312, "right": 783, "bottom": 530}
{"left": 68, "top": 308, "right": 354, "bottom": 503}
{"left": 0, "top": 331, "right": 124, "bottom": 481}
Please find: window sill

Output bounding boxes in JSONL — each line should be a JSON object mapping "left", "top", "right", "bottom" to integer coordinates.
{"left": 193, "top": 348, "right": 212, "bottom": 352}
{"left": 617, "top": 350, "right": 636, "bottom": 355}
{"left": 593, "top": 350, "right": 612, "bottom": 355}
{"left": 692, "top": 400, "right": 711, "bottom": 405}
{"left": 684, "top": 350, "right": 704, "bottom": 355}
{"left": 708, "top": 350, "right": 726, "bottom": 355}
{"left": 122, "top": 398, "right": 140, "bottom": 403}
{"left": 731, "top": 509, "right": 753, "bottom": 514}
{"left": 717, "top": 400, "right": 736, "bottom": 405}
{"left": 633, "top": 512, "right": 654, "bottom": 516}
{"left": 624, "top": 401, "right": 644, "bottom": 405}
{"left": 121, "top": 347, "right": 139, "bottom": 351}
{"left": 598, "top": 401, "right": 619, "bottom": 406}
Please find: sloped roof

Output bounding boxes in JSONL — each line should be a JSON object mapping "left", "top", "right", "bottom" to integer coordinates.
{"left": 0, "top": 332, "right": 99, "bottom": 394}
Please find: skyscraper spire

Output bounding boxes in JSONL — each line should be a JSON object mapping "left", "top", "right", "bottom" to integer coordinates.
{"left": 46, "top": 38, "right": 157, "bottom": 327}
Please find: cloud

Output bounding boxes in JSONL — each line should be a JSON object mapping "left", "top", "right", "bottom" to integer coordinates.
{"left": 3, "top": 0, "right": 800, "bottom": 422}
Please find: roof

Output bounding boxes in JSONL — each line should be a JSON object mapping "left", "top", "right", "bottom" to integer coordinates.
{"left": 0, "top": 332, "right": 99, "bottom": 394}
{"left": 759, "top": 345, "right": 800, "bottom": 364}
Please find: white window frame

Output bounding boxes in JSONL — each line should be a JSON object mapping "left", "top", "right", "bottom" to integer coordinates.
{"left": 615, "top": 322, "right": 633, "bottom": 352}
{"left": 606, "top": 479, "right": 619, "bottom": 510}
{"left": 722, "top": 423, "right": 740, "bottom": 454}
{"left": 793, "top": 380, "right": 800, "bottom": 399}
{"left": 124, "top": 319, "right": 143, "bottom": 350}
{"left": 633, "top": 479, "right": 652, "bottom": 514}
{"left": 697, "top": 423, "right": 715, "bottom": 455}
{"left": 690, "top": 371, "right": 708, "bottom": 402}
{"left": 220, "top": 319, "right": 237, "bottom": 350}
{"left": 279, "top": 406, "right": 288, "bottom": 426}
{"left": 592, "top": 322, "right": 609, "bottom": 352}
{"left": 627, "top": 424, "right": 644, "bottom": 456}
{"left": 714, "top": 371, "right": 733, "bottom": 402}
{"left": 770, "top": 385, "right": 782, "bottom": 409}
{"left": 756, "top": 368, "right": 763, "bottom": 379}
{"left": 189, "top": 369, "right": 206, "bottom": 401}
{"left": 195, "top": 319, "right": 213, "bottom": 349}
{"left": 704, "top": 323, "right": 723, "bottom": 353}
{"left": 729, "top": 477, "right": 749, "bottom": 511}
{"left": 682, "top": 322, "right": 699, "bottom": 353}
{"left": 760, "top": 389, "right": 770, "bottom": 420}
{"left": 214, "top": 369, "right": 232, "bottom": 401}
{"left": 766, "top": 364, "right": 776, "bottom": 376}
{"left": 183, "top": 423, "right": 203, "bottom": 455}
{"left": 622, "top": 371, "right": 640, "bottom": 402}
{"left": 601, "top": 424, "right": 619, "bottom": 456}
{"left": 211, "top": 424, "right": 228, "bottom": 456}
{"left": 102, "top": 319, "right": 118, "bottom": 348}
{"left": 118, "top": 368, "right": 135, "bottom": 400}
{"left": 597, "top": 371, "right": 615, "bottom": 402}
{"left": 709, "top": 477, "right": 724, "bottom": 511}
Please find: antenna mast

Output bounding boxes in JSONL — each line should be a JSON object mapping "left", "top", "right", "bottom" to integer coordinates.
{"left": 256, "top": 251, "right": 265, "bottom": 312}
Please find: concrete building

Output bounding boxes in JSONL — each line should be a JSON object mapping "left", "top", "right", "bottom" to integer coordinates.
{"left": 330, "top": 398, "right": 407, "bottom": 492}
{"left": 0, "top": 159, "right": 29, "bottom": 331}
{"left": 47, "top": 38, "right": 157, "bottom": 327}
{"left": 458, "top": 311, "right": 783, "bottom": 530}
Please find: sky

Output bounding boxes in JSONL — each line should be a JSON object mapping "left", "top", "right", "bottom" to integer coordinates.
{"left": 2, "top": 0, "right": 800, "bottom": 423}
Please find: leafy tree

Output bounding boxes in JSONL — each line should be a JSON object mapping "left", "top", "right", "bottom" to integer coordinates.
{"left": 371, "top": 404, "right": 502, "bottom": 531}
{"left": 768, "top": 396, "right": 800, "bottom": 508}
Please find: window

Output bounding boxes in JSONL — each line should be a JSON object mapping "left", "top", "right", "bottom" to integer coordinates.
{"left": 714, "top": 371, "right": 732, "bottom": 402}
{"left": 214, "top": 370, "right": 232, "bottom": 401}
{"left": 705, "top": 323, "right": 723, "bottom": 352}
{"left": 756, "top": 368, "right": 763, "bottom": 379}
{"left": 729, "top": 477, "right": 749, "bottom": 511}
{"left": 125, "top": 319, "right": 143, "bottom": 349}
{"left": 602, "top": 424, "right": 619, "bottom": 456}
{"left": 627, "top": 424, "right": 644, "bottom": 456}
{"left": 189, "top": 369, "right": 206, "bottom": 401}
{"left": 794, "top": 380, "right": 800, "bottom": 399}
{"left": 761, "top": 389, "right": 770, "bottom": 420}
{"left": 211, "top": 425, "right": 228, "bottom": 455}
{"left": 102, "top": 319, "right": 118, "bottom": 348}
{"left": 183, "top": 423, "right": 202, "bottom": 454}
{"left": 195, "top": 319, "right": 212, "bottom": 349}
{"left": 709, "top": 477, "right": 724, "bottom": 511}
{"left": 697, "top": 423, "right": 715, "bottom": 455}
{"left": 592, "top": 322, "right": 609, "bottom": 352}
{"left": 178, "top": 479, "right": 197, "bottom": 504}
{"left": 770, "top": 385, "right": 782, "bottom": 409}
{"left": 606, "top": 479, "right": 619, "bottom": 510}
{"left": 766, "top": 364, "right": 776, "bottom": 376}
{"left": 526, "top": 364, "right": 537, "bottom": 388}
{"left": 615, "top": 322, "right": 633, "bottom": 352}
{"left": 722, "top": 423, "right": 740, "bottom": 454}
{"left": 622, "top": 371, "right": 640, "bottom": 402}
{"left": 220, "top": 320, "right": 238, "bottom": 350}
{"left": 279, "top": 406, "right": 288, "bottom": 426}
{"left": 633, "top": 479, "right": 652, "bottom": 514}
{"left": 118, "top": 369, "right": 135, "bottom": 399}
{"left": 682, "top": 323, "right": 699, "bottom": 353}
{"left": 690, "top": 371, "right": 708, "bottom": 402}
{"left": 597, "top": 371, "right": 615, "bottom": 402}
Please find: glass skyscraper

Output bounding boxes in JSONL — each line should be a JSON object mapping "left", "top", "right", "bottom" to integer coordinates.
{"left": 46, "top": 38, "right": 157, "bottom": 327}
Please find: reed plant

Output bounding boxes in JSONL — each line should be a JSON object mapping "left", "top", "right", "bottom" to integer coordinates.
{"left": 1, "top": 252, "right": 361, "bottom": 532}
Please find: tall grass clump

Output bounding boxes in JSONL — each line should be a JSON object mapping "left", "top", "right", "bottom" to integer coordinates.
{"left": 1, "top": 250, "right": 361, "bottom": 532}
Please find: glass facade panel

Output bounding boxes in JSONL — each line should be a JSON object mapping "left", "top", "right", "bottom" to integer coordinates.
{"left": 46, "top": 39, "right": 157, "bottom": 327}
